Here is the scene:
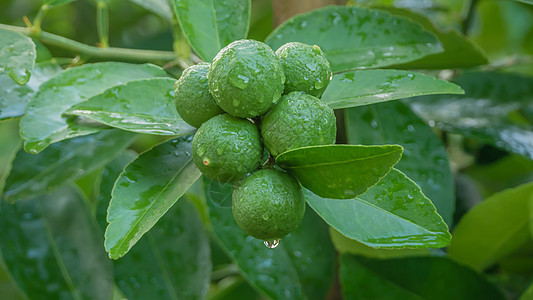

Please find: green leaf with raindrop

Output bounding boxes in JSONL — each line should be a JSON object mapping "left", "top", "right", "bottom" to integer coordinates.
{"left": 276, "top": 144, "right": 403, "bottom": 199}
{"left": 0, "top": 29, "right": 36, "bottom": 85}
{"left": 345, "top": 101, "right": 455, "bottom": 225}
{"left": 3, "top": 129, "right": 136, "bottom": 202}
{"left": 66, "top": 78, "right": 195, "bottom": 136}
{"left": 105, "top": 136, "right": 202, "bottom": 259}
{"left": 204, "top": 177, "right": 336, "bottom": 300}
{"left": 20, "top": 62, "right": 167, "bottom": 154}
{"left": 322, "top": 69, "right": 463, "bottom": 109}
{"left": 96, "top": 154, "right": 211, "bottom": 300}
{"left": 407, "top": 72, "right": 533, "bottom": 160}
{"left": 265, "top": 6, "right": 443, "bottom": 73}
{"left": 171, "top": 0, "right": 251, "bottom": 61}
{"left": 306, "top": 168, "right": 451, "bottom": 249}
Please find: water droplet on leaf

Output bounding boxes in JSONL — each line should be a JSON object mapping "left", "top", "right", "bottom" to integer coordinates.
{"left": 264, "top": 240, "right": 280, "bottom": 249}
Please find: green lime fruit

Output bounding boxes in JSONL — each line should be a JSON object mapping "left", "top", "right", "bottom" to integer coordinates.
{"left": 208, "top": 39, "right": 285, "bottom": 118}
{"left": 261, "top": 91, "right": 336, "bottom": 157}
{"left": 175, "top": 63, "right": 223, "bottom": 128}
{"left": 192, "top": 114, "right": 263, "bottom": 183}
{"left": 232, "top": 169, "right": 305, "bottom": 240}
{"left": 276, "top": 42, "right": 332, "bottom": 97}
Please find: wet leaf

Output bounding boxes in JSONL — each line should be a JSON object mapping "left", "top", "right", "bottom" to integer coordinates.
{"left": 345, "top": 101, "right": 455, "bottom": 225}
{"left": 205, "top": 178, "right": 336, "bottom": 300}
{"left": 265, "top": 6, "right": 442, "bottom": 73}
{"left": 340, "top": 255, "right": 505, "bottom": 299}
{"left": 96, "top": 155, "right": 211, "bottom": 300}
{"left": 408, "top": 72, "right": 533, "bottom": 160}
{"left": 20, "top": 62, "right": 166, "bottom": 153}
{"left": 448, "top": 182, "right": 533, "bottom": 270}
{"left": 0, "top": 29, "right": 36, "bottom": 85}
{"left": 0, "top": 64, "right": 61, "bottom": 120}
{"left": 379, "top": 7, "right": 489, "bottom": 69}
{"left": 3, "top": 129, "right": 136, "bottom": 202}
{"left": 306, "top": 169, "right": 451, "bottom": 248}
{"left": 276, "top": 144, "right": 403, "bottom": 199}
{"left": 171, "top": 0, "right": 251, "bottom": 61}
{"left": 105, "top": 136, "right": 201, "bottom": 259}
{"left": 129, "top": 0, "right": 173, "bottom": 20}
{"left": 0, "top": 186, "right": 113, "bottom": 300}
{"left": 322, "top": 70, "right": 463, "bottom": 109}
{"left": 66, "top": 78, "right": 195, "bottom": 136}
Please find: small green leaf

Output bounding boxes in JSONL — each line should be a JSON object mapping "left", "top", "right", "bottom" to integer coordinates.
{"left": 306, "top": 169, "right": 451, "bottom": 248}
{"left": 379, "top": 7, "right": 489, "bottom": 69}
{"left": 105, "top": 136, "right": 201, "bottom": 259}
{"left": 408, "top": 72, "right": 533, "bottom": 160}
{"left": 0, "top": 186, "right": 113, "bottom": 300}
{"left": 20, "top": 62, "right": 167, "bottom": 153}
{"left": 322, "top": 69, "right": 463, "bottom": 109}
{"left": 340, "top": 255, "right": 505, "bottom": 299}
{"left": 276, "top": 144, "right": 402, "bottom": 199}
{"left": 0, "top": 29, "right": 36, "bottom": 85}
{"left": 3, "top": 129, "right": 136, "bottom": 202}
{"left": 96, "top": 156, "right": 211, "bottom": 300}
{"left": 129, "top": 0, "right": 173, "bottom": 20}
{"left": 0, "top": 64, "right": 61, "bottom": 120}
{"left": 345, "top": 101, "right": 455, "bottom": 225}
{"left": 171, "top": 0, "right": 251, "bottom": 61}
{"left": 66, "top": 78, "right": 195, "bottom": 136}
{"left": 205, "top": 178, "right": 336, "bottom": 300}
{"left": 265, "top": 6, "right": 442, "bottom": 73}
{"left": 448, "top": 182, "right": 533, "bottom": 270}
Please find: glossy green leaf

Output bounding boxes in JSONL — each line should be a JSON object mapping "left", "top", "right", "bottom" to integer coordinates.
{"left": 345, "top": 101, "right": 455, "bottom": 225}
{"left": 448, "top": 182, "right": 533, "bottom": 270}
{"left": 0, "top": 119, "right": 21, "bottom": 194}
{"left": 96, "top": 156, "right": 211, "bottom": 300}
{"left": 265, "top": 6, "right": 442, "bottom": 73}
{"left": 306, "top": 169, "right": 451, "bottom": 248}
{"left": 105, "top": 136, "right": 202, "bottom": 259}
{"left": 129, "top": 0, "right": 173, "bottom": 20}
{"left": 171, "top": 0, "right": 251, "bottom": 61}
{"left": 330, "top": 228, "right": 429, "bottom": 258}
{"left": 205, "top": 178, "right": 336, "bottom": 300}
{"left": 408, "top": 72, "right": 533, "bottom": 160}
{"left": 517, "top": 0, "right": 533, "bottom": 4}
{"left": 0, "top": 29, "right": 36, "bottom": 85}
{"left": 379, "top": 7, "right": 489, "bottom": 69}
{"left": 44, "top": 0, "right": 77, "bottom": 8}
{"left": 520, "top": 282, "right": 533, "bottom": 300}
{"left": 0, "top": 186, "right": 113, "bottom": 300}
{"left": 340, "top": 255, "right": 505, "bottom": 299}
{"left": 0, "top": 64, "right": 61, "bottom": 120}
{"left": 276, "top": 144, "right": 403, "bottom": 199}
{"left": 3, "top": 129, "right": 136, "bottom": 202}
{"left": 66, "top": 78, "right": 195, "bottom": 135}
{"left": 322, "top": 70, "right": 463, "bottom": 109}
{"left": 20, "top": 62, "right": 166, "bottom": 153}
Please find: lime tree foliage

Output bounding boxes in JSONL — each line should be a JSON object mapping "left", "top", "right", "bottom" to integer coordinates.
{"left": 1, "top": 0, "right": 533, "bottom": 299}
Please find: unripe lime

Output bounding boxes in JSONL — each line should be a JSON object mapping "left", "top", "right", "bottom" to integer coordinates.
{"left": 208, "top": 40, "right": 285, "bottom": 118}
{"left": 232, "top": 169, "right": 305, "bottom": 240}
{"left": 175, "top": 63, "right": 223, "bottom": 128}
{"left": 261, "top": 91, "right": 336, "bottom": 157}
{"left": 276, "top": 42, "right": 332, "bottom": 97}
{"left": 192, "top": 114, "right": 263, "bottom": 183}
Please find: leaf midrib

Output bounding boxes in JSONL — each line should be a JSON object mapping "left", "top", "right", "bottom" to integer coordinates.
{"left": 278, "top": 149, "right": 400, "bottom": 169}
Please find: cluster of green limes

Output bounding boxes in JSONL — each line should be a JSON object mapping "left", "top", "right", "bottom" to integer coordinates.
{"left": 175, "top": 39, "right": 336, "bottom": 241}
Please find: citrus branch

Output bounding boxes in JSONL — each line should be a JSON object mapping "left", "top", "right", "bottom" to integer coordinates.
{"left": 0, "top": 23, "right": 177, "bottom": 63}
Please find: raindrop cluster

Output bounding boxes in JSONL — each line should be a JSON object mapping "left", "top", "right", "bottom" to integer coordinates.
{"left": 174, "top": 39, "right": 336, "bottom": 246}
